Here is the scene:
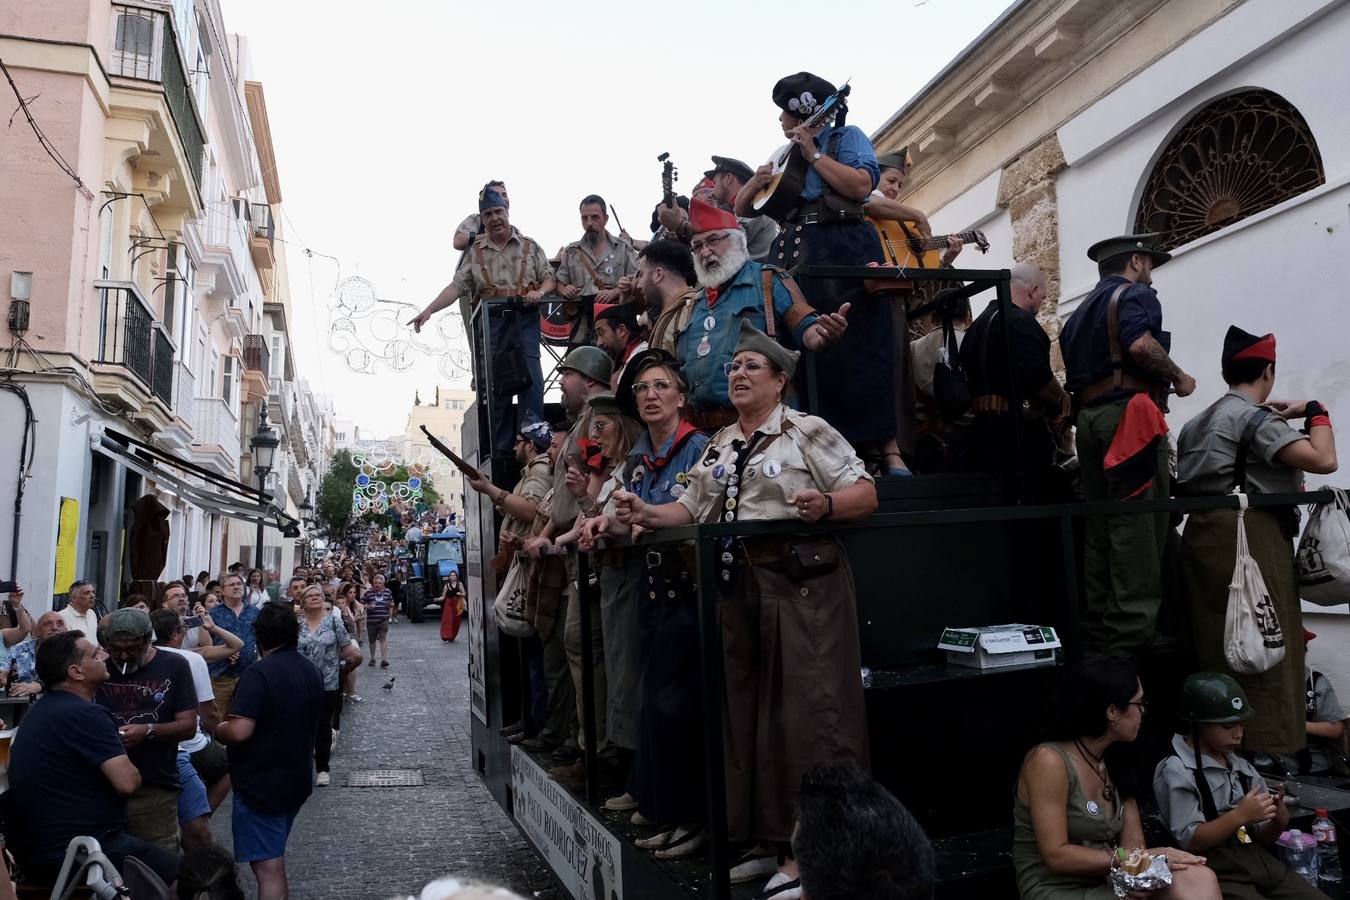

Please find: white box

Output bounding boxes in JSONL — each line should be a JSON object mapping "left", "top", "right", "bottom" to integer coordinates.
{"left": 937, "top": 624, "right": 1062, "bottom": 670}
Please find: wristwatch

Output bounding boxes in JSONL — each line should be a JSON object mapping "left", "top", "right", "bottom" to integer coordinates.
{"left": 146, "top": 723, "right": 157, "bottom": 742}
{"left": 811, "top": 150, "right": 823, "bottom": 162}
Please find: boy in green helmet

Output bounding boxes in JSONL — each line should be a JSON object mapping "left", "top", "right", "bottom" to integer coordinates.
{"left": 1153, "top": 672, "right": 1325, "bottom": 898}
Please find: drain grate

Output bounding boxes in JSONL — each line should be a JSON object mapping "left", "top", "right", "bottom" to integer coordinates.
{"left": 347, "top": 768, "right": 424, "bottom": 787}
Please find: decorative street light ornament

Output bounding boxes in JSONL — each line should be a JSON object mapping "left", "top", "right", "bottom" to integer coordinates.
{"left": 327, "top": 275, "right": 470, "bottom": 377}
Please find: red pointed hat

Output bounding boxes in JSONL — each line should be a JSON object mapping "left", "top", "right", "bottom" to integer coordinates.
{"left": 688, "top": 197, "right": 739, "bottom": 235}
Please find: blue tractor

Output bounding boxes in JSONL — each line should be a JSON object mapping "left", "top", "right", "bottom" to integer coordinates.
{"left": 406, "top": 529, "right": 466, "bottom": 623}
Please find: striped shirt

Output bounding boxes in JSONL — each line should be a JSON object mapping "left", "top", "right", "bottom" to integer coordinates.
{"left": 362, "top": 589, "right": 393, "bottom": 625}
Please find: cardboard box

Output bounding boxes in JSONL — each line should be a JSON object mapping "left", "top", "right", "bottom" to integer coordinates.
{"left": 937, "top": 624, "right": 1061, "bottom": 670}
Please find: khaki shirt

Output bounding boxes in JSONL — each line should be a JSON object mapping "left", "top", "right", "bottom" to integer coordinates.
{"left": 648, "top": 287, "right": 700, "bottom": 356}
{"left": 1177, "top": 390, "right": 1306, "bottom": 495}
{"left": 551, "top": 408, "right": 597, "bottom": 529}
{"left": 555, "top": 235, "right": 639, "bottom": 294}
{"left": 452, "top": 228, "right": 554, "bottom": 324}
{"left": 675, "top": 405, "right": 871, "bottom": 522}
{"left": 1153, "top": 733, "right": 1270, "bottom": 850}
{"left": 502, "top": 454, "right": 552, "bottom": 539}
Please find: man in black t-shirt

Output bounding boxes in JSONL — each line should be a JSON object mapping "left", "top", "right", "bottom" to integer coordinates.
{"left": 216, "top": 602, "right": 323, "bottom": 900}
{"left": 961, "top": 263, "right": 1072, "bottom": 501}
{"left": 6, "top": 631, "right": 180, "bottom": 887}
{"left": 95, "top": 609, "right": 198, "bottom": 852}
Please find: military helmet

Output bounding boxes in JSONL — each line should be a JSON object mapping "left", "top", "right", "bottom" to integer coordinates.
{"left": 1178, "top": 672, "right": 1255, "bottom": 724}
{"left": 558, "top": 346, "right": 612, "bottom": 386}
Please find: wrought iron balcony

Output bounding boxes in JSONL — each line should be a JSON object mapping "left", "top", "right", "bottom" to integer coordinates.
{"left": 94, "top": 280, "right": 175, "bottom": 408}
{"left": 242, "top": 334, "right": 270, "bottom": 374}
{"left": 109, "top": 4, "right": 205, "bottom": 190}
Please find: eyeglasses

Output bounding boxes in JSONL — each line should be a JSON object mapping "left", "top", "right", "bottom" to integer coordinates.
{"left": 723, "top": 359, "right": 768, "bottom": 377}
{"left": 632, "top": 379, "right": 675, "bottom": 396}
{"left": 1128, "top": 699, "right": 1149, "bottom": 712}
{"left": 690, "top": 232, "right": 730, "bottom": 254}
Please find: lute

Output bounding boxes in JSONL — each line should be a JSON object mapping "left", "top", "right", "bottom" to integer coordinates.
{"left": 751, "top": 83, "right": 851, "bottom": 221}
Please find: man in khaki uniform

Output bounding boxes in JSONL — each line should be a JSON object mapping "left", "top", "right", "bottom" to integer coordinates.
{"left": 410, "top": 188, "right": 554, "bottom": 452}
{"left": 556, "top": 194, "right": 639, "bottom": 345}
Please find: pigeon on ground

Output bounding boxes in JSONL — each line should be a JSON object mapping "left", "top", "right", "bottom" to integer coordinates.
{"left": 383, "top": 676, "right": 396, "bottom": 690}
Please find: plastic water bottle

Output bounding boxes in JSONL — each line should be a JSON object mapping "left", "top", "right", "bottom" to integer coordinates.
{"left": 1279, "top": 830, "right": 1319, "bottom": 885}
{"left": 1312, "top": 809, "right": 1342, "bottom": 885}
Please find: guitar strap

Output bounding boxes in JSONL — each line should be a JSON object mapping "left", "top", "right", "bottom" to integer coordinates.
{"left": 1106, "top": 283, "right": 1130, "bottom": 390}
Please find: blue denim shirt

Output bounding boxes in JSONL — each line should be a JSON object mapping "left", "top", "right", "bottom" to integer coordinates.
{"left": 623, "top": 428, "right": 711, "bottom": 506}
{"left": 1060, "top": 275, "right": 1170, "bottom": 394}
{"left": 1, "top": 636, "right": 36, "bottom": 683}
{"left": 799, "top": 124, "right": 880, "bottom": 201}
{"left": 206, "top": 601, "right": 260, "bottom": 678}
{"left": 676, "top": 260, "right": 816, "bottom": 411}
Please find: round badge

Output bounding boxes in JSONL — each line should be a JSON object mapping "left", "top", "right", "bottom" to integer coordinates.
{"left": 697, "top": 337, "right": 712, "bottom": 358}
{"left": 604, "top": 264, "right": 614, "bottom": 276}
{"left": 671, "top": 484, "right": 686, "bottom": 497}
{"left": 721, "top": 552, "right": 734, "bottom": 565}
{"left": 713, "top": 464, "right": 726, "bottom": 479}
{"left": 724, "top": 498, "right": 737, "bottom": 511}
{"left": 704, "top": 315, "right": 717, "bottom": 332}
{"left": 764, "top": 460, "right": 782, "bottom": 478}
{"left": 676, "top": 472, "right": 687, "bottom": 485}
{"left": 727, "top": 486, "right": 739, "bottom": 498}
{"left": 630, "top": 466, "right": 645, "bottom": 484}
{"left": 1085, "top": 801, "right": 1100, "bottom": 817}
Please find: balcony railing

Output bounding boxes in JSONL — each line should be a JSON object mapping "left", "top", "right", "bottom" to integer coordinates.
{"left": 110, "top": 4, "right": 204, "bottom": 190}
{"left": 242, "top": 334, "right": 270, "bottom": 374}
{"left": 95, "top": 280, "right": 175, "bottom": 406}
{"left": 250, "top": 203, "right": 274, "bottom": 243}
{"left": 191, "top": 397, "right": 240, "bottom": 467}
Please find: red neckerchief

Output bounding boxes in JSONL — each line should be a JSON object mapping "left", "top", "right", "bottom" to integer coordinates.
{"left": 575, "top": 438, "right": 605, "bottom": 472}
{"left": 641, "top": 420, "right": 700, "bottom": 471}
{"left": 705, "top": 285, "right": 719, "bottom": 308}
{"left": 622, "top": 339, "right": 644, "bottom": 363}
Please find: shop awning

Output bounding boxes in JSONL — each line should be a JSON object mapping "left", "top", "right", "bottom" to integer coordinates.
{"left": 94, "top": 427, "right": 300, "bottom": 534}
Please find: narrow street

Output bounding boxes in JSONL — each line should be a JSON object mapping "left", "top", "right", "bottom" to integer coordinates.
{"left": 209, "top": 617, "right": 558, "bottom": 899}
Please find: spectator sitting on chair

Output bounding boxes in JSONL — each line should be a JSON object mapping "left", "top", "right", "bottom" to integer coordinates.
{"left": 96, "top": 609, "right": 198, "bottom": 853}
{"left": 214, "top": 603, "right": 323, "bottom": 900}
{"left": 5, "top": 594, "right": 53, "bottom": 698}
{"left": 3, "top": 630, "right": 180, "bottom": 888}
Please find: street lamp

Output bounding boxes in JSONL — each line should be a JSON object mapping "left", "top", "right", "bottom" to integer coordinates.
{"left": 298, "top": 496, "right": 313, "bottom": 567}
{"left": 250, "top": 405, "right": 280, "bottom": 570}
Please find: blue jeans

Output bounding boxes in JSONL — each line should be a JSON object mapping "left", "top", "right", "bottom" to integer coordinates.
{"left": 486, "top": 306, "right": 545, "bottom": 452}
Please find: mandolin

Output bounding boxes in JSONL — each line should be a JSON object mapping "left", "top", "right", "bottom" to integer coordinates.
{"left": 751, "top": 83, "right": 851, "bottom": 221}
{"left": 658, "top": 151, "right": 678, "bottom": 209}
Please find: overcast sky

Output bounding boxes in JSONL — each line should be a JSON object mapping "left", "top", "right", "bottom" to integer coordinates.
{"left": 222, "top": 0, "right": 1015, "bottom": 438}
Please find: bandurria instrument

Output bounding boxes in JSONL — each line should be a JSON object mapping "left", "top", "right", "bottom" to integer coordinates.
{"left": 751, "top": 83, "right": 851, "bottom": 220}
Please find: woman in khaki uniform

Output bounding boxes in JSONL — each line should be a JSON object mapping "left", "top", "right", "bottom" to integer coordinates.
{"left": 1177, "top": 327, "right": 1338, "bottom": 754}
{"left": 614, "top": 320, "right": 877, "bottom": 891}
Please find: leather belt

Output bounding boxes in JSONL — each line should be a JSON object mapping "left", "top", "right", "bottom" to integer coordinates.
{"left": 686, "top": 406, "right": 739, "bottom": 431}
{"left": 794, "top": 212, "right": 866, "bottom": 225}
{"left": 1075, "top": 373, "right": 1166, "bottom": 408}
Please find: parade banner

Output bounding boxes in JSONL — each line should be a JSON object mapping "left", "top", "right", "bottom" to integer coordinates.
{"left": 52, "top": 497, "right": 79, "bottom": 595}
{"left": 511, "top": 747, "right": 623, "bottom": 900}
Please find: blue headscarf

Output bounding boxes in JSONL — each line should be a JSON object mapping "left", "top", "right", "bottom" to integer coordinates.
{"left": 518, "top": 410, "right": 552, "bottom": 452}
{"left": 479, "top": 187, "right": 508, "bottom": 213}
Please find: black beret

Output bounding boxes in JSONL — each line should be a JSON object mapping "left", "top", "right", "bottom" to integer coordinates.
{"left": 772, "top": 72, "right": 837, "bottom": 116}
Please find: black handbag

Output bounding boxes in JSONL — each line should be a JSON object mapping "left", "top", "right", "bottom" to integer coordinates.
{"left": 784, "top": 537, "right": 840, "bottom": 582}
{"left": 932, "top": 321, "right": 972, "bottom": 420}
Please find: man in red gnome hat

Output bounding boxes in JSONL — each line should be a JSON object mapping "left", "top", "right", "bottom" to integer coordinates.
{"left": 676, "top": 197, "right": 850, "bottom": 430}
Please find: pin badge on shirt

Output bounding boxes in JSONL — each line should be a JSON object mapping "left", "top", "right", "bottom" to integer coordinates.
{"left": 603, "top": 265, "right": 614, "bottom": 276}
{"left": 713, "top": 464, "right": 726, "bottom": 480}
{"left": 1085, "top": 801, "right": 1100, "bottom": 817}
{"left": 764, "top": 460, "right": 782, "bottom": 478}
{"left": 697, "top": 336, "right": 712, "bottom": 358}
{"left": 630, "top": 466, "right": 645, "bottom": 484}
{"left": 675, "top": 472, "right": 687, "bottom": 485}
{"left": 704, "top": 316, "right": 716, "bottom": 332}
{"left": 671, "top": 484, "right": 686, "bottom": 497}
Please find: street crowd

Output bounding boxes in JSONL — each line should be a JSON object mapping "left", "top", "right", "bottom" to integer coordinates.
{"left": 0, "top": 552, "right": 432, "bottom": 899}
{"left": 411, "top": 70, "right": 1343, "bottom": 900}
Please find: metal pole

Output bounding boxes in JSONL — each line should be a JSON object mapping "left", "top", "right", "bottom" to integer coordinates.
{"left": 255, "top": 474, "right": 266, "bottom": 570}
{"left": 995, "top": 270, "right": 1025, "bottom": 497}
{"left": 576, "top": 548, "right": 599, "bottom": 807}
{"left": 695, "top": 535, "right": 731, "bottom": 900}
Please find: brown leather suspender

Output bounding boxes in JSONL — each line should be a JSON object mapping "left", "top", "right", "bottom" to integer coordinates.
{"left": 760, "top": 267, "right": 817, "bottom": 339}
{"left": 1106, "top": 283, "right": 1129, "bottom": 389}
{"left": 474, "top": 238, "right": 536, "bottom": 297}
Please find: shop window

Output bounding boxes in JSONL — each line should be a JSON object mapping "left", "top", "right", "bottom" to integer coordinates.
{"left": 1135, "top": 89, "right": 1324, "bottom": 251}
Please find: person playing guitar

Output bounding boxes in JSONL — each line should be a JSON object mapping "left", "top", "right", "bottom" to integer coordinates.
{"left": 735, "top": 72, "right": 910, "bottom": 476}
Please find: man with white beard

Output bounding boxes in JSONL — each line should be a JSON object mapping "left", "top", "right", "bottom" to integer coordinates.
{"left": 676, "top": 198, "right": 850, "bottom": 430}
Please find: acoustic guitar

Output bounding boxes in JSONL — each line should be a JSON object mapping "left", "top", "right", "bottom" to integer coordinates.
{"left": 870, "top": 219, "right": 990, "bottom": 268}
{"left": 751, "top": 83, "right": 851, "bottom": 220}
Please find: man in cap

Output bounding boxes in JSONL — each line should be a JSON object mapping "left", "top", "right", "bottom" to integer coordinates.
{"left": 1060, "top": 233, "right": 1197, "bottom": 655}
{"left": 677, "top": 197, "right": 848, "bottom": 430}
{"left": 452, "top": 179, "right": 508, "bottom": 252}
{"left": 96, "top": 607, "right": 199, "bottom": 851}
{"left": 1176, "top": 326, "right": 1336, "bottom": 755}
{"left": 593, "top": 304, "right": 647, "bottom": 390}
{"left": 409, "top": 186, "right": 555, "bottom": 452}
{"left": 961, "top": 263, "right": 1071, "bottom": 500}
{"left": 707, "top": 156, "right": 779, "bottom": 262}
{"left": 521, "top": 347, "right": 614, "bottom": 773}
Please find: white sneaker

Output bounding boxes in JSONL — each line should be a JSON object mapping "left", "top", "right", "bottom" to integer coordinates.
{"left": 316, "top": 771, "right": 330, "bottom": 787}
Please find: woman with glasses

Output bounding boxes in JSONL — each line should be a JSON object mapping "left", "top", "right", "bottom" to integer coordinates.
{"left": 613, "top": 323, "right": 875, "bottom": 894}
{"left": 579, "top": 349, "right": 712, "bottom": 859}
{"left": 296, "top": 584, "right": 362, "bottom": 786}
{"left": 1013, "top": 656, "right": 1219, "bottom": 899}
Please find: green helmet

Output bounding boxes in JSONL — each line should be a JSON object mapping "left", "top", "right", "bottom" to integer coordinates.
{"left": 1178, "top": 672, "right": 1255, "bottom": 724}
{"left": 558, "top": 346, "right": 612, "bottom": 386}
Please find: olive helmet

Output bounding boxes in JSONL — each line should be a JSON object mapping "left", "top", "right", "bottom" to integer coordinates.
{"left": 1178, "top": 672, "right": 1255, "bottom": 724}
{"left": 558, "top": 345, "right": 613, "bottom": 386}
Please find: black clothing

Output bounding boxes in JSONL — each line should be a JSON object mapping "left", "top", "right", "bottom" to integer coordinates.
{"left": 6, "top": 691, "right": 127, "bottom": 860}
{"left": 97, "top": 649, "right": 197, "bottom": 789}
{"left": 227, "top": 648, "right": 324, "bottom": 814}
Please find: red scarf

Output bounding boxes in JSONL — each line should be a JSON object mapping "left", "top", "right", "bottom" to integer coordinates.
{"left": 641, "top": 420, "right": 700, "bottom": 471}
{"left": 705, "top": 285, "right": 719, "bottom": 308}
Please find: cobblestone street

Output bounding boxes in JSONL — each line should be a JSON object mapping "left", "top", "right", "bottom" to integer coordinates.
{"left": 209, "top": 617, "right": 558, "bottom": 899}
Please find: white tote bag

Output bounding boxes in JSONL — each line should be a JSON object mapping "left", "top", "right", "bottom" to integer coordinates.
{"left": 493, "top": 557, "right": 535, "bottom": 638}
{"left": 1297, "top": 488, "right": 1350, "bottom": 607}
{"left": 1224, "top": 494, "right": 1286, "bottom": 674}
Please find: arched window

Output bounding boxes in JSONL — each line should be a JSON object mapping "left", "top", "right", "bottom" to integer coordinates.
{"left": 1135, "top": 89, "right": 1324, "bottom": 251}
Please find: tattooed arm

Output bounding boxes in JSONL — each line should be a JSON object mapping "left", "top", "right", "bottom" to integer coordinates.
{"left": 1128, "top": 334, "right": 1196, "bottom": 397}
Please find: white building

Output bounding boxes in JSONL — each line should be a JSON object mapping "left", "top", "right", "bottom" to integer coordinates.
{"left": 874, "top": 0, "right": 1350, "bottom": 682}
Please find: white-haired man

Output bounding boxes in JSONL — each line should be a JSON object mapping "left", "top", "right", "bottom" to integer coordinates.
{"left": 676, "top": 198, "right": 849, "bottom": 430}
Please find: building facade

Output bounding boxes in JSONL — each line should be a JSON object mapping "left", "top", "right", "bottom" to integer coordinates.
{"left": 403, "top": 386, "right": 475, "bottom": 525}
{"left": 872, "top": 0, "right": 1350, "bottom": 678}
{"left": 0, "top": 0, "right": 331, "bottom": 607}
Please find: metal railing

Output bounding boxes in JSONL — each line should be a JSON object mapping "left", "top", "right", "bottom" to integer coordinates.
{"left": 151, "top": 326, "right": 173, "bottom": 407}
{"left": 242, "top": 334, "right": 270, "bottom": 375}
{"left": 95, "top": 280, "right": 157, "bottom": 389}
{"left": 109, "top": 4, "right": 204, "bottom": 189}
